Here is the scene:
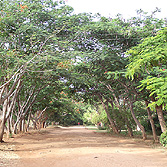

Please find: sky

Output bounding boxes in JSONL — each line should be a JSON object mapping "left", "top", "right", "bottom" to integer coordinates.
{"left": 65, "top": 0, "right": 167, "bottom": 19}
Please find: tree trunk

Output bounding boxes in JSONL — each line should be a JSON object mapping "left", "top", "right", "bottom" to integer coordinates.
{"left": 13, "top": 117, "right": 20, "bottom": 134}
{"left": 7, "top": 117, "right": 12, "bottom": 138}
{"left": 19, "top": 119, "right": 22, "bottom": 132}
{"left": 127, "top": 123, "right": 133, "bottom": 137}
{"left": 42, "top": 121, "right": 45, "bottom": 128}
{"left": 0, "top": 99, "right": 8, "bottom": 142}
{"left": 9, "top": 110, "right": 14, "bottom": 134}
{"left": 106, "top": 85, "right": 133, "bottom": 137}
{"left": 33, "top": 121, "right": 37, "bottom": 130}
{"left": 13, "top": 123, "right": 18, "bottom": 134}
{"left": 145, "top": 101, "right": 158, "bottom": 142}
{"left": 129, "top": 98, "right": 147, "bottom": 140}
{"left": 0, "top": 118, "right": 6, "bottom": 142}
{"left": 26, "top": 112, "right": 31, "bottom": 132}
{"left": 108, "top": 96, "right": 133, "bottom": 137}
{"left": 98, "top": 95, "right": 119, "bottom": 134}
{"left": 22, "top": 119, "right": 25, "bottom": 133}
{"left": 151, "top": 96, "right": 167, "bottom": 132}
{"left": 18, "top": 118, "right": 25, "bottom": 133}
{"left": 155, "top": 105, "right": 166, "bottom": 132}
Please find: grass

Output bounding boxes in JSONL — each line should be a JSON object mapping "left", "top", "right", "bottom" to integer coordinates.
{"left": 85, "top": 125, "right": 109, "bottom": 133}
{"left": 85, "top": 125, "right": 98, "bottom": 130}
{"left": 94, "top": 129, "right": 108, "bottom": 133}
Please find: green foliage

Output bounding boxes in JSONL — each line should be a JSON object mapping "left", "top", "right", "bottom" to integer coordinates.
{"left": 140, "top": 74, "right": 167, "bottom": 109}
{"left": 160, "top": 130, "right": 167, "bottom": 147}
{"left": 83, "top": 105, "right": 108, "bottom": 126}
{"left": 0, "top": 0, "right": 93, "bottom": 126}
{"left": 126, "top": 28, "right": 167, "bottom": 78}
{"left": 91, "top": 110, "right": 108, "bottom": 125}
{"left": 126, "top": 28, "right": 167, "bottom": 109}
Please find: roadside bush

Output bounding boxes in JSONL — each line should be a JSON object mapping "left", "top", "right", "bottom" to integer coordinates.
{"left": 160, "top": 130, "right": 167, "bottom": 147}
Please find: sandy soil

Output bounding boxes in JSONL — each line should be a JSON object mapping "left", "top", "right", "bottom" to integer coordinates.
{"left": 0, "top": 126, "right": 167, "bottom": 167}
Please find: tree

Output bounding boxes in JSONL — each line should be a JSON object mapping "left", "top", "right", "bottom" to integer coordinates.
{"left": 126, "top": 28, "right": 167, "bottom": 132}
{"left": 0, "top": 0, "right": 92, "bottom": 142}
{"left": 66, "top": 9, "right": 166, "bottom": 139}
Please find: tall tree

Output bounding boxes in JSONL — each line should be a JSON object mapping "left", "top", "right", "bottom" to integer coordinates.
{"left": 126, "top": 28, "right": 167, "bottom": 132}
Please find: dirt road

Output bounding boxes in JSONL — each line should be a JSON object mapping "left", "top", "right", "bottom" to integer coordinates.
{"left": 1, "top": 126, "right": 167, "bottom": 167}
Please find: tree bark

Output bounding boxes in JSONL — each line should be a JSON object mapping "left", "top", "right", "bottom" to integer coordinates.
{"left": 145, "top": 101, "right": 158, "bottom": 142}
{"left": 13, "top": 123, "right": 18, "bottom": 134}
{"left": 22, "top": 119, "right": 25, "bottom": 133}
{"left": 151, "top": 96, "right": 167, "bottom": 132}
{"left": 129, "top": 98, "right": 147, "bottom": 140}
{"left": 26, "top": 111, "right": 31, "bottom": 132}
{"left": 0, "top": 99, "right": 8, "bottom": 142}
{"left": 106, "top": 84, "right": 133, "bottom": 137}
{"left": 155, "top": 105, "right": 166, "bottom": 132}
{"left": 13, "top": 115, "right": 20, "bottom": 134}
{"left": 19, "top": 118, "right": 22, "bottom": 132}
{"left": 98, "top": 94, "right": 119, "bottom": 134}
{"left": 126, "top": 123, "right": 133, "bottom": 137}
{"left": 0, "top": 72, "right": 24, "bottom": 105}
{"left": 113, "top": 80, "right": 147, "bottom": 140}
{"left": 7, "top": 117, "right": 12, "bottom": 138}
{"left": 32, "top": 120, "right": 37, "bottom": 130}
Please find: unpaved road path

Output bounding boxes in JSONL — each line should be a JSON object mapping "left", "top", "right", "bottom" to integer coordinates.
{"left": 1, "top": 126, "right": 167, "bottom": 167}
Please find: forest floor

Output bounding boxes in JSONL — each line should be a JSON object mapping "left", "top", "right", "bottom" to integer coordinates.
{"left": 0, "top": 126, "right": 167, "bottom": 167}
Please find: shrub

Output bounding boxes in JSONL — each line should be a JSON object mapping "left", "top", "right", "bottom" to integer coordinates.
{"left": 160, "top": 130, "right": 167, "bottom": 147}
